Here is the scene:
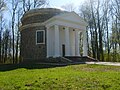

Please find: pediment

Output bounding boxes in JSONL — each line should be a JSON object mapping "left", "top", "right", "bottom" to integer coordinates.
{"left": 55, "top": 12, "right": 87, "bottom": 25}
{"left": 44, "top": 12, "right": 87, "bottom": 26}
{"left": 44, "top": 11, "right": 87, "bottom": 30}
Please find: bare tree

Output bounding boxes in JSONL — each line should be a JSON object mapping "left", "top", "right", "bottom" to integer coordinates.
{"left": 11, "top": 0, "right": 19, "bottom": 63}
{"left": 22, "top": 0, "right": 48, "bottom": 13}
{"left": 102, "top": 0, "right": 111, "bottom": 61}
{"left": 0, "top": 15, "right": 4, "bottom": 62}
{"left": 15, "top": 8, "right": 22, "bottom": 63}
{"left": 0, "top": 0, "right": 6, "bottom": 63}
{"left": 3, "top": 29, "right": 10, "bottom": 63}
{"left": 33, "top": 0, "right": 47, "bottom": 8}
{"left": 79, "top": 0, "right": 120, "bottom": 61}
{"left": 0, "top": 0, "right": 5, "bottom": 12}
{"left": 79, "top": 0, "right": 100, "bottom": 59}
{"left": 110, "top": 0, "right": 120, "bottom": 61}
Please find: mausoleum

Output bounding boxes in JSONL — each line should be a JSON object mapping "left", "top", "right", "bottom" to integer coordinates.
{"left": 20, "top": 8, "right": 88, "bottom": 61}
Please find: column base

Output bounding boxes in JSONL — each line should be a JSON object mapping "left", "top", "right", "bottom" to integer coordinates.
{"left": 76, "top": 54, "right": 80, "bottom": 56}
{"left": 54, "top": 55, "right": 60, "bottom": 57}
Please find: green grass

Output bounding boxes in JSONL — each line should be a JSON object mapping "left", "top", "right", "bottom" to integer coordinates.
{"left": 0, "top": 64, "right": 120, "bottom": 90}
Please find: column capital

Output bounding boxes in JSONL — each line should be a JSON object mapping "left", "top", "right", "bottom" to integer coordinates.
{"left": 54, "top": 24, "right": 59, "bottom": 27}
{"left": 46, "top": 26, "right": 49, "bottom": 29}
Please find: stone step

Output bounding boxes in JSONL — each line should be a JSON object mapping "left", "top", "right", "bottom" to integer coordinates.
{"left": 65, "top": 56, "right": 98, "bottom": 62}
{"left": 20, "top": 56, "right": 98, "bottom": 64}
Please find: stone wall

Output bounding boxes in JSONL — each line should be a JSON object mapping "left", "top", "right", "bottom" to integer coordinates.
{"left": 21, "top": 26, "right": 46, "bottom": 60}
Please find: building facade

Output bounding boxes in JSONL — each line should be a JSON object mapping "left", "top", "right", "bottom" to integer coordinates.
{"left": 20, "top": 8, "right": 88, "bottom": 61}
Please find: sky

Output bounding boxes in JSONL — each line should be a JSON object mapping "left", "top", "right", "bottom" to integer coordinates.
{"left": 48, "top": 0, "right": 85, "bottom": 11}
{"left": 49, "top": 0, "right": 84, "bottom": 6}
{"left": 3, "top": 0, "right": 86, "bottom": 23}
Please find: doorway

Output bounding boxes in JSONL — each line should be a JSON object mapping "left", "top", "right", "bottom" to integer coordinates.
{"left": 62, "top": 44, "right": 65, "bottom": 57}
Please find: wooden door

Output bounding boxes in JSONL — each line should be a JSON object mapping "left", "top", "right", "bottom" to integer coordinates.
{"left": 62, "top": 44, "right": 65, "bottom": 57}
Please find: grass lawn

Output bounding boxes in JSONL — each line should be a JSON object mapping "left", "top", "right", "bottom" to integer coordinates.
{"left": 0, "top": 64, "right": 120, "bottom": 90}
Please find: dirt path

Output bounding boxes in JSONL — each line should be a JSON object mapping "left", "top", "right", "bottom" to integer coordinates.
{"left": 86, "top": 62, "right": 120, "bottom": 66}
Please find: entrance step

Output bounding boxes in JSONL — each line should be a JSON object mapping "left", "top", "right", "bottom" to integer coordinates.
{"left": 20, "top": 56, "right": 98, "bottom": 64}
{"left": 65, "top": 56, "right": 98, "bottom": 62}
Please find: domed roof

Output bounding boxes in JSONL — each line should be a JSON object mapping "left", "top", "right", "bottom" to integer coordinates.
{"left": 22, "top": 8, "right": 67, "bottom": 19}
{"left": 25, "top": 8, "right": 63, "bottom": 14}
{"left": 21, "top": 8, "right": 68, "bottom": 25}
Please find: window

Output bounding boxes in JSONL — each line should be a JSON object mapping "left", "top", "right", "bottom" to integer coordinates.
{"left": 36, "top": 30, "right": 45, "bottom": 44}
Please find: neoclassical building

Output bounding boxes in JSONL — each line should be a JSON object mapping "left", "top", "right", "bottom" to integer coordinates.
{"left": 20, "top": 8, "right": 88, "bottom": 60}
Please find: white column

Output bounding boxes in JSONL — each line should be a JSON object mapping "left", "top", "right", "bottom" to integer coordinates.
{"left": 46, "top": 26, "right": 50, "bottom": 58}
{"left": 65, "top": 27, "right": 70, "bottom": 56}
{"left": 54, "top": 25, "right": 60, "bottom": 57}
{"left": 83, "top": 30, "right": 88, "bottom": 56}
{"left": 72, "top": 30, "right": 75, "bottom": 56}
{"left": 75, "top": 29, "right": 80, "bottom": 56}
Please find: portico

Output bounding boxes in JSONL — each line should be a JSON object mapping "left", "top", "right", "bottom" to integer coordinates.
{"left": 44, "top": 12, "right": 88, "bottom": 57}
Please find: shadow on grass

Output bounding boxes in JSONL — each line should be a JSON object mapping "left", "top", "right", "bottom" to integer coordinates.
{"left": 0, "top": 63, "right": 67, "bottom": 72}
